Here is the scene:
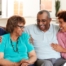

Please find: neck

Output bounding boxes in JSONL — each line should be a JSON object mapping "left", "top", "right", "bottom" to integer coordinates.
{"left": 10, "top": 32, "right": 19, "bottom": 41}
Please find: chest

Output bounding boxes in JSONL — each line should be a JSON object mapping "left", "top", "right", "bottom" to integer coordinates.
{"left": 4, "top": 39, "right": 27, "bottom": 54}
{"left": 30, "top": 31, "right": 58, "bottom": 47}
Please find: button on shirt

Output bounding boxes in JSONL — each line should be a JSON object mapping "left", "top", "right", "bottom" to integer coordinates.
{"left": 24, "top": 24, "right": 61, "bottom": 59}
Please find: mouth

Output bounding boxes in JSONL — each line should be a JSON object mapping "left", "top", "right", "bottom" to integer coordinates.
{"left": 38, "top": 25, "right": 46, "bottom": 31}
{"left": 60, "top": 27, "right": 65, "bottom": 32}
{"left": 39, "top": 25, "right": 45, "bottom": 28}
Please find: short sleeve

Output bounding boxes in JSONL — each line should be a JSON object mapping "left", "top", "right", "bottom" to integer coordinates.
{"left": 23, "top": 33, "right": 34, "bottom": 53}
{"left": 0, "top": 36, "right": 6, "bottom": 52}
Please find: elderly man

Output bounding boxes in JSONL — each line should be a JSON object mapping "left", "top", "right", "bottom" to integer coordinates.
{"left": 24, "top": 10, "right": 61, "bottom": 66}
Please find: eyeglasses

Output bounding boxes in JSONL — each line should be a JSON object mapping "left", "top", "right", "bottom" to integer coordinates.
{"left": 37, "top": 19, "right": 47, "bottom": 22}
{"left": 17, "top": 25, "right": 24, "bottom": 29}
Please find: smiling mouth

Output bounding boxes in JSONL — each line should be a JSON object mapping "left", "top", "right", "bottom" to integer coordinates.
{"left": 39, "top": 25, "right": 45, "bottom": 28}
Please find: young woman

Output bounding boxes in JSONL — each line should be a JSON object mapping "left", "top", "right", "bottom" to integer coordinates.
{"left": 51, "top": 11, "right": 66, "bottom": 66}
{"left": 0, "top": 15, "right": 37, "bottom": 66}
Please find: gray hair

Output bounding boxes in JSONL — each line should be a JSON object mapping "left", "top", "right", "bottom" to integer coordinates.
{"left": 37, "top": 10, "right": 51, "bottom": 18}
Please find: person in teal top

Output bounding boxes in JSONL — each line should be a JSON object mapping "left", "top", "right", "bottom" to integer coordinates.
{"left": 0, "top": 15, "right": 37, "bottom": 66}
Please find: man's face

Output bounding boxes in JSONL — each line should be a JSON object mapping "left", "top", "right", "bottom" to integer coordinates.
{"left": 37, "top": 13, "right": 51, "bottom": 31}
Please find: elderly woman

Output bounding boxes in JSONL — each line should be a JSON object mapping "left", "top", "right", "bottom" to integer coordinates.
{"left": 0, "top": 15, "right": 37, "bottom": 66}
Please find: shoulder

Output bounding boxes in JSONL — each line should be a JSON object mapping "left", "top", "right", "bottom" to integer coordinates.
{"left": 57, "top": 31, "right": 64, "bottom": 37}
{"left": 21, "top": 32, "right": 30, "bottom": 39}
{"left": 0, "top": 33, "right": 10, "bottom": 43}
{"left": 51, "top": 23, "right": 59, "bottom": 31}
{"left": 51, "top": 23, "right": 59, "bottom": 28}
{"left": 1, "top": 33, "right": 10, "bottom": 40}
{"left": 1, "top": 33, "right": 9, "bottom": 37}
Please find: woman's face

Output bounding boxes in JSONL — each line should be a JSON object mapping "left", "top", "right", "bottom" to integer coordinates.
{"left": 13, "top": 23, "right": 24, "bottom": 36}
{"left": 58, "top": 18, "right": 66, "bottom": 32}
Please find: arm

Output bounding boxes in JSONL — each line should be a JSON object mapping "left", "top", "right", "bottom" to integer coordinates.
{"left": 51, "top": 43, "right": 66, "bottom": 52}
{"left": 28, "top": 50, "right": 37, "bottom": 64}
{"left": 0, "top": 53, "right": 21, "bottom": 66}
{"left": 21, "top": 50, "right": 37, "bottom": 66}
{"left": 51, "top": 31, "right": 66, "bottom": 53}
{"left": 25, "top": 34, "right": 37, "bottom": 64}
{"left": 0, "top": 36, "right": 20, "bottom": 66}
{"left": 0, "top": 52, "right": 17, "bottom": 66}
{"left": 21, "top": 33, "right": 37, "bottom": 65}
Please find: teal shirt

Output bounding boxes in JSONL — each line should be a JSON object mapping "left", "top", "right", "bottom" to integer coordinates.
{"left": 0, "top": 32, "right": 34, "bottom": 62}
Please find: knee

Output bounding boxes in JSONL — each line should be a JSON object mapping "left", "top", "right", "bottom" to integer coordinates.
{"left": 43, "top": 60, "right": 53, "bottom": 66}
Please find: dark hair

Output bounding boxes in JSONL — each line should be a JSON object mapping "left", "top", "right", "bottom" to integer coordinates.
{"left": 57, "top": 11, "right": 66, "bottom": 22}
{"left": 37, "top": 10, "right": 51, "bottom": 18}
{"left": 6, "top": 15, "right": 25, "bottom": 33}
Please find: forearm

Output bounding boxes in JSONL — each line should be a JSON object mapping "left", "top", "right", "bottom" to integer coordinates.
{"left": 62, "top": 48, "right": 66, "bottom": 53}
{"left": 29, "top": 56, "right": 37, "bottom": 64}
{"left": 0, "top": 59, "right": 16, "bottom": 66}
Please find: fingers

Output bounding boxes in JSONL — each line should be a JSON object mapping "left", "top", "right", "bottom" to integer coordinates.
{"left": 21, "top": 63, "right": 28, "bottom": 66}
{"left": 51, "top": 43, "right": 57, "bottom": 50}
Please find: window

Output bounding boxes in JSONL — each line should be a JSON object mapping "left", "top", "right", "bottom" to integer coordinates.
{"left": 14, "top": 0, "right": 23, "bottom": 16}
{"left": 40, "top": 0, "right": 52, "bottom": 11}
{"left": 1, "top": 0, "right": 55, "bottom": 18}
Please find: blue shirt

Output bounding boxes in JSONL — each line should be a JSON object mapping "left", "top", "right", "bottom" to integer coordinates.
{"left": 0, "top": 32, "right": 34, "bottom": 62}
{"left": 0, "top": 28, "right": 7, "bottom": 36}
{"left": 24, "top": 24, "right": 61, "bottom": 59}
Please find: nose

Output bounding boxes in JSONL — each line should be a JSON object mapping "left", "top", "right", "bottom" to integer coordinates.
{"left": 39, "top": 21, "right": 43, "bottom": 25}
{"left": 21, "top": 28, "right": 24, "bottom": 32}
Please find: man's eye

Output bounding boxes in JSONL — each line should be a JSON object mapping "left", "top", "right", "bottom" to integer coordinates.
{"left": 37, "top": 20, "right": 40, "bottom": 22}
{"left": 42, "top": 20, "right": 46, "bottom": 22}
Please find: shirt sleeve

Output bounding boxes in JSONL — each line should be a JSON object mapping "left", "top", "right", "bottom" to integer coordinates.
{"left": 0, "top": 35, "right": 6, "bottom": 52}
{"left": 24, "top": 33, "right": 34, "bottom": 53}
{"left": 57, "top": 32, "right": 64, "bottom": 47}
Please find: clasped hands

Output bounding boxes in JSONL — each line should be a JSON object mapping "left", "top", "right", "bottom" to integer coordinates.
{"left": 15, "top": 59, "right": 31, "bottom": 66}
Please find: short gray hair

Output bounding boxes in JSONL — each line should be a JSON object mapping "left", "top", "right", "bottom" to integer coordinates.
{"left": 37, "top": 10, "right": 51, "bottom": 18}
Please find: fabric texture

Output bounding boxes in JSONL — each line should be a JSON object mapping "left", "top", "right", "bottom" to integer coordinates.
{"left": 57, "top": 31, "right": 66, "bottom": 59}
{"left": 24, "top": 24, "right": 61, "bottom": 59}
{"left": 0, "top": 32, "right": 34, "bottom": 62}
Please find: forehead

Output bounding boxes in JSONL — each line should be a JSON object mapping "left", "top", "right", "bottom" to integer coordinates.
{"left": 37, "top": 12, "right": 48, "bottom": 19}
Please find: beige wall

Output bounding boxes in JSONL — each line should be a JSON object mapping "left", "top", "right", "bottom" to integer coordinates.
{"left": 0, "top": 17, "right": 36, "bottom": 27}
{"left": 0, "top": 17, "right": 57, "bottom": 27}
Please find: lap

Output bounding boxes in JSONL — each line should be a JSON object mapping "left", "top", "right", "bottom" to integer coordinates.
{"left": 54, "top": 58, "right": 66, "bottom": 66}
{"left": 28, "top": 64, "right": 34, "bottom": 66}
{"left": 35, "top": 58, "right": 66, "bottom": 66}
{"left": 35, "top": 58, "right": 56, "bottom": 66}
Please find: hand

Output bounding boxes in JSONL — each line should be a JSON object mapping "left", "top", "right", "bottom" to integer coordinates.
{"left": 21, "top": 62, "right": 29, "bottom": 66}
{"left": 51, "top": 43, "right": 65, "bottom": 52}
{"left": 21, "top": 60, "right": 30, "bottom": 66}
{"left": 14, "top": 62, "right": 21, "bottom": 66}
